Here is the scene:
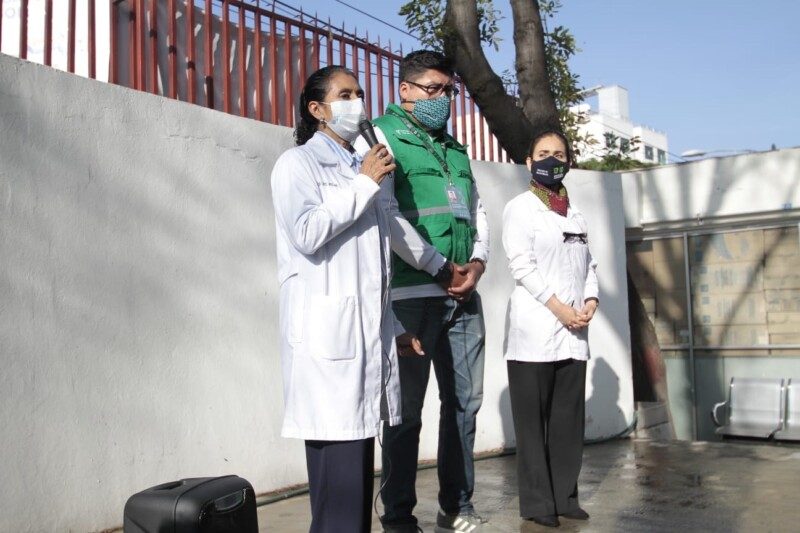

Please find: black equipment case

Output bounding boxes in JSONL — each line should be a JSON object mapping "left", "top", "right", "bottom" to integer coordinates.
{"left": 123, "top": 475, "right": 258, "bottom": 533}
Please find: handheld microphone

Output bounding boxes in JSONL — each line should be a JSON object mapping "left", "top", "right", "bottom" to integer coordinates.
{"left": 358, "top": 119, "right": 379, "bottom": 148}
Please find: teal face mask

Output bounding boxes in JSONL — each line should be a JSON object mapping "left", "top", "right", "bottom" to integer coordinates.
{"left": 410, "top": 95, "right": 451, "bottom": 130}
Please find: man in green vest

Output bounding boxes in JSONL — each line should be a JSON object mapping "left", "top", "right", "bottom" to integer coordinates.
{"left": 356, "top": 50, "right": 490, "bottom": 533}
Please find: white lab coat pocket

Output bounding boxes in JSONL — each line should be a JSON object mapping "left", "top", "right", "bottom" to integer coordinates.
{"left": 305, "top": 294, "right": 362, "bottom": 361}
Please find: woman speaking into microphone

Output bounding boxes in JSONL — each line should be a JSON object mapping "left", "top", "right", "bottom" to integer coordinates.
{"left": 270, "top": 66, "right": 423, "bottom": 532}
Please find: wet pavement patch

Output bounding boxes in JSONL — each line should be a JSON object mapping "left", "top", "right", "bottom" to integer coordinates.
{"left": 259, "top": 438, "right": 800, "bottom": 532}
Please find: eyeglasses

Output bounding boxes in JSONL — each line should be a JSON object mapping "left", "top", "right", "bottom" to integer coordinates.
{"left": 405, "top": 80, "right": 460, "bottom": 99}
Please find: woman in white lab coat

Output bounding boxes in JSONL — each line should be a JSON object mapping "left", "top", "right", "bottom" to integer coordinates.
{"left": 270, "top": 66, "right": 422, "bottom": 533}
{"left": 502, "top": 130, "right": 599, "bottom": 528}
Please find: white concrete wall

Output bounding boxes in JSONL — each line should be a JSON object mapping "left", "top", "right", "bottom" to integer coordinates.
{"left": 622, "top": 148, "right": 800, "bottom": 227}
{"left": 1, "top": 52, "right": 295, "bottom": 532}
{"left": 465, "top": 161, "right": 634, "bottom": 453}
{"left": 0, "top": 53, "right": 632, "bottom": 531}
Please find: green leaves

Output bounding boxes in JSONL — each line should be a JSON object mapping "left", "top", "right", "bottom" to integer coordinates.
{"left": 399, "top": 0, "right": 446, "bottom": 51}
{"left": 477, "top": 1, "right": 503, "bottom": 51}
{"left": 399, "top": 0, "right": 502, "bottom": 51}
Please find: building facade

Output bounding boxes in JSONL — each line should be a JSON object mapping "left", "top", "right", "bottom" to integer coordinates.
{"left": 573, "top": 85, "right": 669, "bottom": 165}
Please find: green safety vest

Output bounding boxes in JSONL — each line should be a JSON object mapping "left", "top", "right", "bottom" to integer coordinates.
{"left": 373, "top": 104, "right": 477, "bottom": 288}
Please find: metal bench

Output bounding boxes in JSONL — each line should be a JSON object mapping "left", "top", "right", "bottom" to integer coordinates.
{"left": 712, "top": 377, "right": 785, "bottom": 439}
{"left": 775, "top": 379, "right": 800, "bottom": 442}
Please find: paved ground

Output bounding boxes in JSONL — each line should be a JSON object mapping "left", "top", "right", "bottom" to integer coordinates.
{"left": 258, "top": 438, "right": 800, "bottom": 532}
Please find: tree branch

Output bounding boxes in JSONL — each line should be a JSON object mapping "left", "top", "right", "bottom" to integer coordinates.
{"left": 442, "top": 0, "right": 535, "bottom": 162}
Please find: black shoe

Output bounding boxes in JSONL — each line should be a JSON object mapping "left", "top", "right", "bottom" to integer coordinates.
{"left": 560, "top": 507, "right": 590, "bottom": 520}
{"left": 530, "top": 514, "right": 560, "bottom": 527}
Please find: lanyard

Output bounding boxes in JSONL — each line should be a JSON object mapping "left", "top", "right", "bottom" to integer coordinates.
{"left": 390, "top": 109, "right": 454, "bottom": 184}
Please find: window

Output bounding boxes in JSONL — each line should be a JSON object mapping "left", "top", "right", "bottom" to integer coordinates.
{"left": 626, "top": 226, "right": 800, "bottom": 440}
{"left": 644, "top": 145, "right": 654, "bottom": 160}
{"left": 620, "top": 138, "right": 630, "bottom": 152}
{"left": 658, "top": 149, "right": 667, "bottom": 164}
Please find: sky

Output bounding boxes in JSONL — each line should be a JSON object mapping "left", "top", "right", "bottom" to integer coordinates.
{"left": 281, "top": 0, "right": 800, "bottom": 161}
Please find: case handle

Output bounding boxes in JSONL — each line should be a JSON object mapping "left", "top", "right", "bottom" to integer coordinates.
{"left": 212, "top": 489, "right": 247, "bottom": 513}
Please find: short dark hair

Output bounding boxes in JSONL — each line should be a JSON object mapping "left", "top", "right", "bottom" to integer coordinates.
{"left": 295, "top": 65, "right": 356, "bottom": 145}
{"left": 399, "top": 50, "right": 454, "bottom": 82}
{"left": 529, "top": 129, "right": 574, "bottom": 166}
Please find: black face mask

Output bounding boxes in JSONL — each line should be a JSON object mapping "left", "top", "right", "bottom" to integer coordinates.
{"left": 530, "top": 156, "right": 569, "bottom": 187}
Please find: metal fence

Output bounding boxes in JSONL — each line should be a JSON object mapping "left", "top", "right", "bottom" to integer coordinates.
{"left": 0, "top": 0, "right": 510, "bottom": 162}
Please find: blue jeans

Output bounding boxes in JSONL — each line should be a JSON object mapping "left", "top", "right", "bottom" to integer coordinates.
{"left": 381, "top": 293, "right": 485, "bottom": 524}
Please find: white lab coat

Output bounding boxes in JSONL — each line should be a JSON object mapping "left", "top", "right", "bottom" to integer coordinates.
{"left": 502, "top": 190, "right": 599, "bottom": 362}
{"left": 271, "top": 132, "right": 402, "bottom": 440}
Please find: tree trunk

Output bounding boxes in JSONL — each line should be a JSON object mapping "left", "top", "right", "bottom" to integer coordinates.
{"left": 509, "top": 0, "right": 561, "bottom": 135}
{"left": 442, "top": 0, "right": 561, "bottom": 162}
{"left": 442, "top": 0, "right": 533, "bottom": 163}
{"left": 628, "top": 271, "right": 676, "bottom": 438}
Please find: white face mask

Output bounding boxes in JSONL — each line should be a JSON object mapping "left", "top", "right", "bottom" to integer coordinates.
{"left": 321, "top": 99, "right": 366, "bottom": 143}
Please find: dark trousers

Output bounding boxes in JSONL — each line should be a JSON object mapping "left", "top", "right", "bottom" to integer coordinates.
{"left": 305, "top": 438, "right": 375, "bottom": 533}
{"left": 507, "top": 358, "right": 586, "bottom": 518}
{"left": 381, "top": 295, "right": 485, "bottom": 524}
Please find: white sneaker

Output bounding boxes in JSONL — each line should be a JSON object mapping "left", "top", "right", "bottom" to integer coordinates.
{"left": 434, "top": 509, "right": 488, "bottom": 532}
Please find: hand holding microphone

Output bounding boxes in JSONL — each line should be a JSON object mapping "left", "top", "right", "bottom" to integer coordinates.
{"left": 359, "top": 119, "right": 395, "bottom": 184}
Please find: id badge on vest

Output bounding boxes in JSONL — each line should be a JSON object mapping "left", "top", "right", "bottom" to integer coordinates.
{"left": 446, "top": 184, "right": 471, "bottom": 220}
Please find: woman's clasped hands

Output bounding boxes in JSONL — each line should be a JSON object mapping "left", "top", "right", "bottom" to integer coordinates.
{"left": 546, "top": 297, "right": 598, "bottom": 331}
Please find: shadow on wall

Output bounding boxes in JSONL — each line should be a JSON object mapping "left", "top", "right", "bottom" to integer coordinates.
{"left": 499, "top": 301, "right": 515, "bottom": 448}
{"left": 586, "top": 358, "right": 627, "bottom": 441}
{"left": 499, "top": 386, "right": 514, "bottom": 449}
{"left": 570, "top": 169, "right": 633, "bottom": 439}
